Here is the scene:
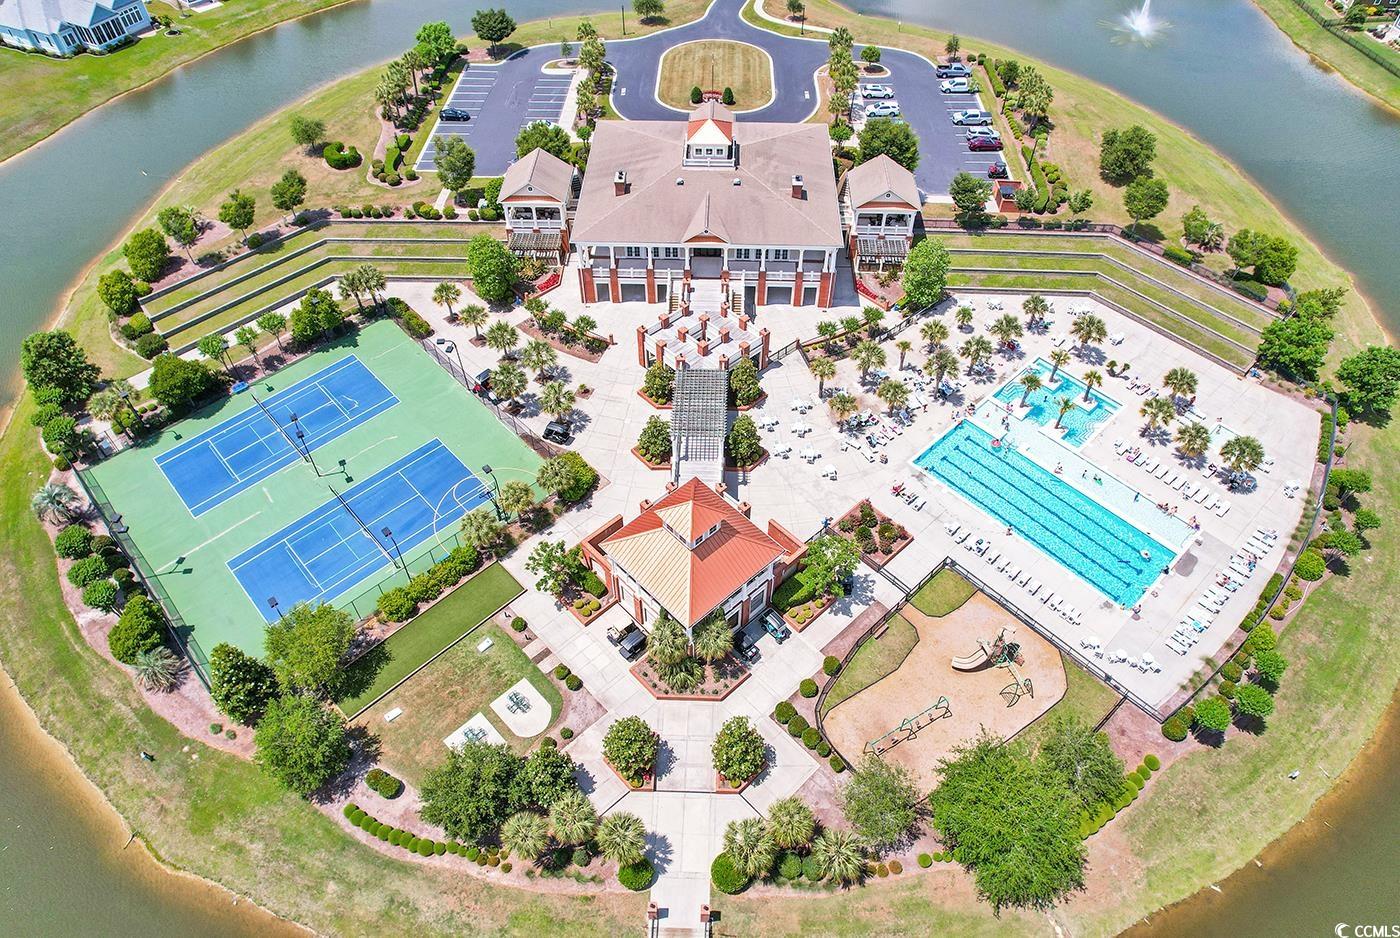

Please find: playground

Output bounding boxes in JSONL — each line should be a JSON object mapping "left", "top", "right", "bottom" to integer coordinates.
{"left": 823, "top": 580, "right": 1066, "bottom": 792}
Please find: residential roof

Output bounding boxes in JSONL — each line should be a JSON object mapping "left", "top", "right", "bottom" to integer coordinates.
{"left": 500, "top": 148, "right": 575, "bottom": 204}
{"left": 842, "top": 154, "right": 921, "bottom": 210}
{"left": 0, "top": 0, "right": 124, "bottom": 32}
{"left": 601, "top": 478, "right": 788, "bottom": 627}
{"left": 571, "top": 113, "right": 843, "bottom": 249}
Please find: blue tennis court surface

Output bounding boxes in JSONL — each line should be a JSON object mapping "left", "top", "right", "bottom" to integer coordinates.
{"left": 228, "top": 440, "right": 488, "bottom": 620}
{"left": 155, "top": 356, "right": 397, "bottom": 516}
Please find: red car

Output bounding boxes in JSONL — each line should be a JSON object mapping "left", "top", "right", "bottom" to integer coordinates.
{"left": 987, "top": 160, "right": 1008, "bottom": 178}
{"left": 968, "top": 135, "right": 1004, "bottom": 152}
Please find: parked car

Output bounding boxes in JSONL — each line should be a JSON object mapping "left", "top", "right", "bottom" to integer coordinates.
{"left": 761, "top": 610, "right": 791, "bottom": 644}
{"left": 935, "top": 62, "right": 972, "bottom": 79}
{"left": 542, "top": 420, "right": 572, "bottom": 444}
{"left": 440, "top": 107, "right": 470, "bottom": 121}
{"left": 735, "top": 628, "right": 760, "bottom": 663}
{"left": 473, "top": 368, "right": 502, "bottom": 404}
{"left": 860, "top": 83, "right": 895, "bottom": 99}
{"left": 965, "top": 126, "right": 1000, "bottom": 141}
{"left": 987, "top": 159, "right": 1009, "bottom": 178}
{"left": 864, "top": 101, "right": 901, "bottom": 118}
{"left": 968, "top": 135, "right": 1004, "bottom": 152}
{"left": 608, "top": 624, "right": 647, "bottom": 661}
{"left": 939, "top": 78, "right": 971, "bottom": 94}
{"left": 951, "top": 108, "right": 992, "bottom": 125}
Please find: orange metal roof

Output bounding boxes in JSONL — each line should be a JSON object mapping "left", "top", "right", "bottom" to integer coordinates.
{"left": 601, "top": 478, "right": 786, "bottom": 626}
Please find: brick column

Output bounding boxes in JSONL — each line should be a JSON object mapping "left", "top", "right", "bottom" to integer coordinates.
{"left": 579, "top": 267, "right": 597, "bottom": 304}
{"left": 645, "top": 267, "right": 657, "bottom": 305}
{"left": 756, "top": 270, "right": 767, "bottom": 308}
{"left": 817, "top": 271, "right": 834, "bottom": 308}
{"left": 792, "top": 268, "right": 805, "bottom": 306}
{"left": 636, "top": 325, "right": 648, "bottom": 367}
{"left": 759, "top": 328, "right": 771, "bottom": 369}
{"left": 608, "top": 266, "right": 620, "bottom": 304}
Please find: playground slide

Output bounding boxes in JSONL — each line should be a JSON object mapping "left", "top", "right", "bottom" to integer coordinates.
{"left": 950, "top": 645, "right": 992, "bottom": 671}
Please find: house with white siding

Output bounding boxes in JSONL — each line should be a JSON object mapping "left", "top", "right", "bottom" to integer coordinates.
{"left": 0, "top": 0, "right": 151, "bottom": 56}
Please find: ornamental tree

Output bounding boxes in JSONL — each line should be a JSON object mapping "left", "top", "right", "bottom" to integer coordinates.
{"left": 1098, "top": 124, "right": 1156, "bottom": 184}
{"left": 1123, "top": 176, "right": 1169, "bottom": 235}
{"left": 420, "top": 741, "right": 522, "bottom": 841}
{"left": 466, "top": 233, "right": 520, "bottom": 303}
{"left": 842, "top": 755, "right": 919, "bottom": 849}
{"left": 157, "top": 205, "right": 200, "bottom": 259}
{"left": 636, "top": 415, "right": 672, "bottom": 462}
{"left": 1232, "top": 683, "right": 1275, "bottom": 719}
{"left": 218, "top": 189, "right": 257, "bottom": 244}
{"left": 858, "top": 117, "right": 920, "bottom": 171}
{"left": 20, "top": 330, "right": 100, "bottom": 406}
{"left": 471, "top": 7, "right": 517, "bottom": 58}
{"left": 147, "top": 353, "right": 216, "bottom": 413}
{"left": 1252, "top": 649, "right": 1287, "bottom": 686}
{"left": 1256, "top": 314, "right": 1333, "bottom": 381}
{"left": 633, "top": 0, "right": 665, "bottom": 22}
{"left": 415, "top": 20, "right": 457, "bottom": 65}
{"left": 902, "top": 237, "right": 952, "bottom": 310}
{"left": 712, "top": 716, "right": 766, "bottom": 786}
{"left": 515, "top": 120, "right": 573, "bottom": 161}
{"left": 289, "top": 114, "right": 326, "bottom": 153}
{"left": 603, "top": 715, "right": 659, "bottom": 785}
{"left": 254, "top": 695, "right": 351, "bottom": 796}
{"left": 435, "top": 136, "right": 476, "bottom": 192}
{"left": 1193, "top": 696, "right": 1233, "bottom": 733}
{"left": 725, "top": 414, "right": 762, "bottom": 466}
{"left": 1035, "top": 717, "right": 1124, "bottom": 813}
{"left": 209, "top": 642, "right": 279, "bottom": 725}
{"left": 511, "top": 745, "right": 579, "bottom": 809}
{"left": 97, "top": 269, "right": 141, "bottom": 318}
{"left": 263, "top": 601, "right": 356, "bottom": 697}
{"left": 796, "top": 533, "right": 861, "bottom": 600}
{"left": 948, "top": 171, "right": 992, "bottom": 223}
{"left": 123, "top": 227, "right": 170, "bottom": 282}
{"left": 1337, "top": 346, "right": 1400, "bottom": 417}
{"left": 525, "top": 540, "right": 583, "bottom": 595}
{"left": 270, "top": 169, "right": 307, "bottom": 222}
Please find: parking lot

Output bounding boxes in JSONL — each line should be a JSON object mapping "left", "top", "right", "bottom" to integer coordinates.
{"left": 852, "top": 67, "right": 1012, "bottom": 197}
{"left": 416, "top": 48, "right": 574, "bottom": 176}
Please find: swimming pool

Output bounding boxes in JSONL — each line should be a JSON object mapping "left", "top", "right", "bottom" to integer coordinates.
{"left": 914, "top": 420, "right": 1174, "bottom": 606}
{"left": 991, "top": 358, "right": 1119, "bottom": 446}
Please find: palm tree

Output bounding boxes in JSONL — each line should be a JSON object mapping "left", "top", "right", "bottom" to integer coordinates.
{"left": 1140, "top": 396, "right": 1177, "bottom": 433}
{"left": 816, "top": 320, "right": 841, "bottom": 350}
{"left": 491, "top": 362, "right": 527, "bottom": 403}
{"left": 595, "top": 812, "right": 648, "bottom": 866}
{"left": 459, "top": 304, "right": 488, "bottom": 339}
{"left": 1175, "top": 421, "right": 1212, "bottom": 458}
{"left": 812, "top": 828, "right": 866, "bottom": 884}
{"left": 920, "top": 319, "right": 948, "bottom": 352}
{"left": 549, "top": 790, "right": 598, "bottom": 846}
{"left": 960, "top": 335, "right": 993, "bottom": 370}
{"left": 724, "top": 818, "right": 776, "bottom": 878}
{"left": 354, "top": 264, "right": 387, "bottom": 306}
{"left": 1081, "top": 369, "right": 1103, "bottom": 401}
{"left": 828, "top": 391, "right": 858, "bottom": 425}
{"left": 852, "top": 339, "right": 887, "bottom": 378}
{"left": 765, "top": 797, "right": 816, "bottom": 851}
{"left": 520, "top": 338, "right": 558, "bottom": 381}
{"left": 572, "top": 313, "right": 598, "bottom": 338}
{"left": 1053, "top": 396, "right": 1076, "bottom": 429}
{"left": 839, "top": 315, "right": 862, "bottom": 341}
{"left": 955, "top": 306, "right": 974, "bottom": 330}
{"left": 484, "top": 321, "right": 521, "bottom": 358}
{"left": 1022, "top": 294, "right": 1050, "bottom": 325}
{"left": 646, "top": 613, "right": 689, "bottom": 667}
{"left": 894, "top": 339, "right": 912, "bottom": 370}
{"left": 501, "top": 811, "right": 550, "bottom": 861}
{"left": 132, "top": 647, "right": 183, "bottom": 692}
{"left": 691, "top": 614, "right": 733, "bottom": 662}
{"left": 337, "top": 268, "right": 366, "bottom": 309}
{"left": 926, "top": 348, "right": 960, "bottom": 389}
{"left": 540, "top": 381, "right": 576, "bottom": 421}
{"left": 1070, "top": 313, "right": 1107, "bottom": 350}
{"left": 1018, "top": 372, "right": 1042, "bottom": 406}
{"left": 1048, "top": 348, "right": 1071, "bottom": 381}
{"left": 988, "top": 313, "right": 1023, "bottom": 349}
{"left": 31, "top": 483, "right": 80, "bottom": 524}
{"left": 877, "top": 378, "right": 909, "bottom": 413}
{"left": 808, "top": 355, "right": 836, "bottom": 395}
{"left": 861, "top": 305, "right": 885, "bottom": 336}
{"left": 1163, "top": 366, "right": 1198, "bottom": 402}
{"left": 1220, "top": 434, "right": 1266, "bottom": 474}
{"left": 432, "top": 282, "right": 462, "bottom": 320}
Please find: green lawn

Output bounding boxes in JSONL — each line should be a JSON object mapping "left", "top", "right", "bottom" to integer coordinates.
{"left": 336, "top": 562, "right": 523, "bottom": 717}
{"left": 821, "top": 613, "right": 918, "bottom": 715}
{"left": 1017, "top": 655, "right": 1122, "bottom": 748}
{"left": 909, "top": 568, "right": 977, "bottom": 618}
{"left": 0, "top": 0, "right": 356, "bottom": 165}
{"left": 354, "top": 621, "right": 562, "bottom": 786}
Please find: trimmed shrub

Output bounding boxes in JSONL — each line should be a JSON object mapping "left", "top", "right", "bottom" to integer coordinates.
{"left": 565, "top": 674, "right": 583, "bottom": 691}
{"left": 1164, "top": 244, "right": 1195, "bottom": 266}
{"left": 560, "top": 727, "right": 574, "bottom": 740}
{"left": 823, "top": 655, "right": 841, "bottom": 676}
{"left": 774, "top": 701, "right": 796, "bottom": 724}
{"left": 54, "top": 524, "right": 93, "bottom": 559}
{"left": 511, "top": 616, "right": 527, "bottom": 632}
{"left": 1161, "top": 716, "right": 1189, "bottom": 741}
{"left": 500, "top": 861, "right": 512, "bottom": 873}
{"left": 1294, "top": 549, "right": 1326, "bottom": 581}
{"left": 365, "top": 767, "right": 404, "bottom": 799}
{"left": 135, "top": 333, "right": 168, "bottom": 359}
{"left": 553, "top": 664, "right": 571, "bottom": 680}
{"left": 799, "top": 678, "right": 818, "bottom": 698}
{"left": 829, "top": 753, "right": 846, "bottom": 773}
{"left": 711, "top": 852, "right": 750, "bottom": 894}
{"left": 375, "top": 587, "right": 417, "bottom": 622}
{"left": 801, "top": 727, "right": 821, "bottom": 749}
{"left": 618, "top": 858, "right": 655, "bottom": 890}
{"left": 778, "top": 852, "right": 803, "bottom": 880}
{"left": 67, "top": 555, "right": 110, "bottom": 588}
{"left": 803, "top": 854, "right": 824, "bottom": 881}
{"left": 82, "top": 580, "right": 118, "bottom": 611}
{"left": 1144, "top": 754, "right": 1161, "bottom": 771}
{"left": 1221, "top": 661, "right": 1243, "bottom": 683}
{"left": 1128, "top": 773, "right": 1145, "bottom": 790}
{"left": 787, "top": 715, "right": 808, "bottom": 737}
{"left": 918, "top": 852, "right": 933, "bottom": 868}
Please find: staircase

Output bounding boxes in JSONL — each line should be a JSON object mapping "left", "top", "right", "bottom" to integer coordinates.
{"left": 670, "top": 278, "right": 743, "bottom": 319}
{"left": 670, "top": 367, "right": 728, "bottom": 485}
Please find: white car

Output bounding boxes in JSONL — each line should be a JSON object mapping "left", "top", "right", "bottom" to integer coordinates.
{"left": 861, "top": 84, "right": 895, "bottom": 99}
{"left": 939, "top": 78, "right": 971, "bottom": 93}
{"left": 965, "top": 127, "right": 1000, "bottom": 141}
{"left": 864, "top": 101, "right": 902, "bottom": 118}
{"left": 951, "top": 108, "right": 992, "bottom": 125}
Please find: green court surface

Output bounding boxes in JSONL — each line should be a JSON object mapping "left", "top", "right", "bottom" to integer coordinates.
{"left": 85, "top": 321, "right": 542, "bottom": 657}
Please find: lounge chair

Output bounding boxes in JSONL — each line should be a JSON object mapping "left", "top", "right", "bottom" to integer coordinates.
{"left": 996, "top": 556, "right": 1012, "bottom": 572}
{"left": 944, "top": 522, "right": 961, "bottom": 537}
{"left": 985, "top": 550, "right": 1001, "bottom": 566}
{"left": 1192, "top": 487, "right": 1209, "bottom": 503}
{"left": 1026, "top": 580, "right": 1042, "bottom": 596}
{"left": 1172, "top": 475, "right": 1188, "bottom": 490}
{"left": 1214, "top": 500, "right": 1231, "bottom": 518}
{"left": 1005, "top": 565, "right": 1021, "bottom": 581}
{"left": 914, "top": 496, "right": 927, "bottom": 511}
{"left": 1016, "top": 570, "right": 1032, "bottom": 586}
{"left": 1153, "top": 464, "right": 1170, "bottom": 479}
{"left": 1144, "top": 457, "right": 1160, "bottom": 472}
{"left": 1182, "top": 482, "right": 1200, "bottom": 499}
{"left": 1202, "top": 494, "right": 1220, "bottom": 510}
{"left": 954, "top": 530, "right": 972, "bottom": 544}
{"left": 1041, "top": 591, "right": 1057, "bottom": 606}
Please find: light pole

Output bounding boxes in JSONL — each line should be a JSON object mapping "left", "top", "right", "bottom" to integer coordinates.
{"left": 118, "top": 388, "right": 144, "bottom": 430}
{"left": 450, "top": 341, "right": 468, "bottom": 384}
{"left": 620, "top": 3, "right": 626, "bottom": 35}
{"left": 381, "top": 526, "right": 407, "bottom": 570}
{"left": 481, "top": 463, "right": 504, "bottom": 520}
{"left": 267, "top": 596, "right": 280, "bottom": 618}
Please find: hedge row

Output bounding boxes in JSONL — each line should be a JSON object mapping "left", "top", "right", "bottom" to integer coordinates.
{"left": 373, "top": 542, "right": 478, "bottom": 622}
{"left": 342, "top": 803, "right": 499, "bottom": 864}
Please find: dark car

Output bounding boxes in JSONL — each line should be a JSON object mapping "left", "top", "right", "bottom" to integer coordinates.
{"left": 968, "top": 135, "right": 1004, "bottom": 152}
{"left": 735, "top": 628, "right": 760, "bottom": 664}
{"left": 472, "top": 368, "right": 501, "bottom": 404}
{"left": 608, "top": 624, "right": 646, "bottom": 661}
{"left": 935, "top": 62, "right": 971, "bottom": 79}
{"left": 440, "top": 107, "right": 470, "bottom": 121}
{"left": 987, "top": 160, "right": 1009, "bottom": 178}
{"left": 542, "top": 420, "right": 572, "bottom": 444}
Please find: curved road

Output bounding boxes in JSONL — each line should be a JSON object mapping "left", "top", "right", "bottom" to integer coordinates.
{"left": 425, "top": 0, "right": 980, "bottom": 196}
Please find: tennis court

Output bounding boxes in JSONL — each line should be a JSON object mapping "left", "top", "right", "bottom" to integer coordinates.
{"left": 85, "top": 321, "right": 544, "bottom": 656}
{"left": 229, "top": 439, "right": 490, "bottom": 620}
{"left": 155, "top": 356, "right": 397, "bottom": 515}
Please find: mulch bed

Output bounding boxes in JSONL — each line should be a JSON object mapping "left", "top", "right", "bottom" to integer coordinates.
{"left": 605, "top": 757, "right": 656, "bottom": 791}
{"left": 836, "top": 498, "right": 913, "bottom": 564}
{"left": 715, "top": 764, "right": 763, "bottom": 794}
{"left": 637, "top": 389, "right": 673, "bottom": 409}
{"left": 517, "top": 317, "right": 608, "bottom": 363}
{"left": 782, "top": 593, "right": 834, "bottom": 632}
{"left": 725, "top": 448, "right": 769, "bottom": 471}
{"left": 564, "top": 590, "right": 615, "bottom": 626}
{"left": 630, "top": 653, "right": 750, "bottom": 701}
{"left": 630, "top": 447, "right": 671, "bottom": 470}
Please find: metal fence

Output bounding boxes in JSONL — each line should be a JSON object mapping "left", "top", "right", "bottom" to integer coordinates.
{"left": 417, "top": 336, "right": 555, "bottom": 455}
{"left": 71, "top": 467, "right": 213, "bottom": 689}
{"left": 339, "top": 528, "right": 468, "bottom": 621}
{"left": 1282, "top": 0, "right": 1400, "bottom": 78}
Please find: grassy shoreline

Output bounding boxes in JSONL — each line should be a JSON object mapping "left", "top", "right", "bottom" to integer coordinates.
{"left": 2, "top": 1, "right": 1395, "bottom": 934}
{"left": 0, "top": 0, "right": 361, "bottom": 166}
{"left": 1249, "top": 0, "right": 1400, "bottom": 114}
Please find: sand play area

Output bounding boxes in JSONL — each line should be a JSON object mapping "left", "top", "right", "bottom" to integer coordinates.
{"left": 824, "top": 592, "right": 1066, "bottom": 791}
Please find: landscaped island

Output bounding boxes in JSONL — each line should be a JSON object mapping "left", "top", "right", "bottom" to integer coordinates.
{"left": 1, "top": 1, "right": 1397, "bottom": 936}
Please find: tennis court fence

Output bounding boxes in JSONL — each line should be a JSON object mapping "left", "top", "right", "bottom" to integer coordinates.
{"left": 339, "top": 527, "right": 469, "bottom": 621}
{"left": 71, "top": 467, "right": 213, "bottom": 690}
{"left": 416, "top": 337, "right": 554, "bottom": 454}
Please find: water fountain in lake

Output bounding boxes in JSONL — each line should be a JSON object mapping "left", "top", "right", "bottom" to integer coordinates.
{"left": 1107, "top": 0, "right": 1171, "bottom": 43}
